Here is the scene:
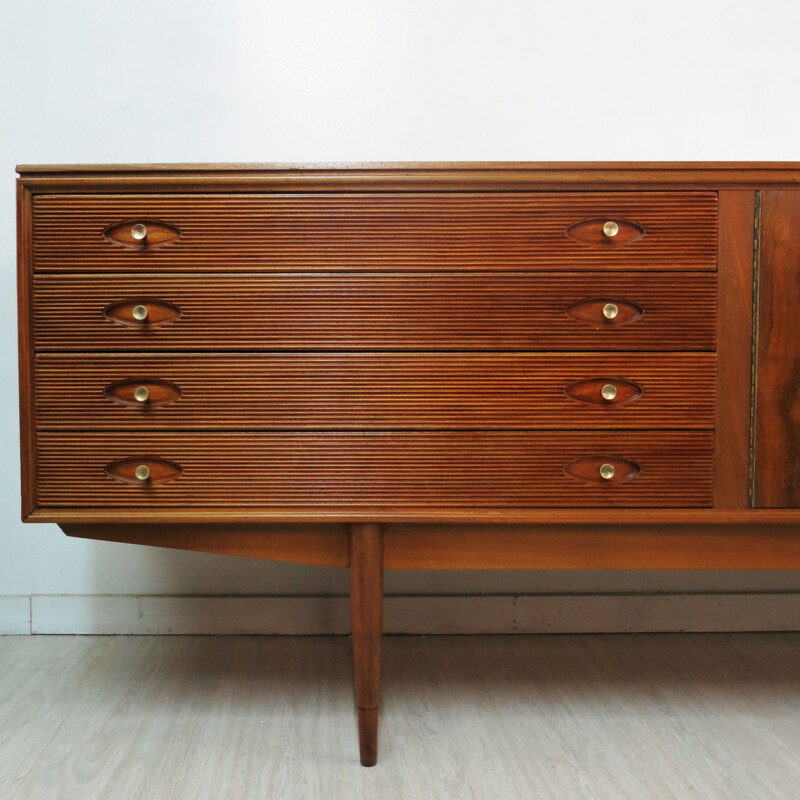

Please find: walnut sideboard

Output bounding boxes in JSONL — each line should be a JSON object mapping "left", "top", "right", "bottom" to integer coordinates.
{"left": 16, "top": 162, "right": 800, "bottom": 765}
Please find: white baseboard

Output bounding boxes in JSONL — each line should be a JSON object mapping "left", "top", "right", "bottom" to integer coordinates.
{"left": 31, "top": 595, "right": 351, "bottom": 635}
{"left": 1, "top": 592, "right": 796, "bottom": 635}
{"left": 0, "top": 596, "right": 31, "bottom": 635}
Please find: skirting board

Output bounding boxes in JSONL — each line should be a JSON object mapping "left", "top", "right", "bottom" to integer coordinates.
{"left": 1, "top": 593, "right": 798, "bottom": 635}
{"left": 0, "top": 597, "right": 31, "bottom": 635}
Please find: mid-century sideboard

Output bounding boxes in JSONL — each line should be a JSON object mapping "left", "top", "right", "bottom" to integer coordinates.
{"left": 16, "top": 162, "right": 800, "bottom": 765}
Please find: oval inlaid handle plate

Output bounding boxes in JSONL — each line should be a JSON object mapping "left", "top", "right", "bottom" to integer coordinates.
{"left": 105, "top": 456, "right": 182, "bottom": 486}
{"left": 104, "top": 378, "right": 182, "bottom": 409}
{"left": 564, "top": 456, "right": 641, "bottom": 485}
{"left": 566, "top": 218, "right": 646, "bottom": 246}
{"left": 103, "top": 219, "right": 181, "bottom": 248}
{"left": 566, "top": 298, "right": 644, "bottom": 328}
{"left": 103, "top": 298, "right": 181, "bottom": 328}
{"left": 565, "top": 378, "right": 643, "bottom": 406}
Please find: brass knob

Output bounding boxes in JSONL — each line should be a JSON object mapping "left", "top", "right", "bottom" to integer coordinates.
{"left": 599, "top": 463, "right": 615, "bottom": 480}
{"left": 131, "top": 223, "right": 148, "bottom": 241}
{"left": 602, "top": 302, "right": 619, "bottom": 320}
{"left": 134, "top": 464, "right": 151, "bottom": 481}
{"left": 132, "top": 305, "right": 149, "bottom": 321}
{"left": 602, "top": 220, "right": 619, "bottom": 238}
{"left": 133, "top": 386, "right": 150, "bottom": 403}
{"left": 601, "top": 384, "right": 618, "bottom": 401}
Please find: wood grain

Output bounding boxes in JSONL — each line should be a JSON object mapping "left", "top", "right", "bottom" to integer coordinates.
{"left": 19, "top": 162, "right": 800, "bottom": 770}
{"left": 56, "top": 520, "right": 800, "bottom": 570}
{"left": 9, "top": 635, "right": 800, "bottom": 796}
{"left": 382, "top": 523, "right": 800, "bottom": 570}
{"left": 32, "top": 272, "right": 718, "bottom": 352}
{"left": 34, "top": 431, "right": 714, "bottom": 509}
{"left": 18, "top": 160, "right": 800, "bottom": 192}
{"left": 34, "top": 352, "right": 716, "bottom": 430}
{"left": 349, "top": 523, "right": 383, "bottom": 766}
{"left": 16, "top": 183, "right": 35, "bottom": 520}
{"left": 754, "top": 191, "right": 800, "bottom": 506}
{"left": 32, "top": 193, "right": 718, "bottom": 272}
{"left": 56, "top": 521, "right": 800, "bottom": 570}
{"left": 714, "top": 191, "right": 756, "bottom": 507}
{"left": 23, "top": 160, "right": 800, "bottom": 172}
{"left": 31, "top": 507, "right": 800, "bottom": 525}
{"left": 61, "top": 523, "right": 350, "bottom": 567}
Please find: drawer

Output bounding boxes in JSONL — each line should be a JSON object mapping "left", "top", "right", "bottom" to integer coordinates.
{"left": 35, "top": 353, "right": 715, "bottom": 430}
{"left": 35, "top": 431, "right": 714, "bottom": 508}
{"left": 32, "top": 193, "right": 718, "bottom": 272}
{"left": 33, "top": 273, "right": 717, "bottom": 352}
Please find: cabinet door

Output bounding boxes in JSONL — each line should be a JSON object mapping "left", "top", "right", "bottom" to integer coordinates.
{"left": 755, "top": 191, "right": 800, "bottom": 506}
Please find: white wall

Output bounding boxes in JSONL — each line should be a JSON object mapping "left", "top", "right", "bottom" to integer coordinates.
{"left": 3, "top": 0, "right": 800, "bottom": 624}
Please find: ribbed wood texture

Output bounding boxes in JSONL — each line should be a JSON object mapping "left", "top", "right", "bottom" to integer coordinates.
{"left": 34, "top": 352, "right": 716, "bottom": 430}
{"left": 35, "top": 431, "right": 714, "bottom": 508}
{"left": 32, "top": 273, "right": 717, "bottom": 351}
{"left": 32, "top": 193, "right": 718, "bottom": 272}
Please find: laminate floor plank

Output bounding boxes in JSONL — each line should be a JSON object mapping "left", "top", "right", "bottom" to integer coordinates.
{"left": 2, "top": 634, "right": 800, "bottom": 799}
{"left": 0, "top": 637, "right": 163, "bottom": 796}
{"left": 2, "top": 636, "right": 176, "bottom": 800}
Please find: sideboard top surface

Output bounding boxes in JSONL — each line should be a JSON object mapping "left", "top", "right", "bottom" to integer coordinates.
{"left": 16, "top": 161, "right": 800, "bottom": 173}
{"left": 16, "top": 162, "right": 800, "bottom": 191}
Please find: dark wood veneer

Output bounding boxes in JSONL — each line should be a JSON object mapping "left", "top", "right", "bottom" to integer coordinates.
{"left": 33, "top": 272, "right": 717, "bottom": 352}
{"left": 35, "top": 430, "right": 713, "bottom": 509}
{"left": 32, "top": 192, "right": 717, "bottom": 272}
{"left": 714, "top": 191, "right": 755, "bottom": 508}
{"left": 755, "top": 191, "right": 800, "bottom": 506}
{"left": 34, "top": 352, "right": 715, "bottom": 430}
{"left": 349, "top": 523, "right": 383, "bottom": 766}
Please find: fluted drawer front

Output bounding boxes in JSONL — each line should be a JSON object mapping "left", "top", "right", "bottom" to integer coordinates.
{"left": 35, "top": 431, "right": 714, "bottom": 508}
{"left": 32, "top": 193, "right": 718, "bottom": 272}
{"left": 33, "top": 273, "right": 717, "bottom": 351}
{"left": 34, "top": 352, "right": 716, "bottom": 430}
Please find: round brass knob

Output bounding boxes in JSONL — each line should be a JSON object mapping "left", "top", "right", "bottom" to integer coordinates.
{"left": 602, "top": 220, "right": 619, "bottom": 238}
{"left": 599, "top": 463, "right": 616, "bottom": 480}
{"left": 602, "top": 302, "right": 619, "bottom": 320}
{"left": 601, "top": 384, "right": 618, "bottom": 401}
{"left": 132, "top": 305, "right": 149, "bottom": 321}
{"left": 131, "top": 223, "right": 148, "bottom": 241}
{"left": 134, "top": 464, "right": 151, "bottom": 481}
{"left": 133, "top": 386, "right": 150, "bottom": 403}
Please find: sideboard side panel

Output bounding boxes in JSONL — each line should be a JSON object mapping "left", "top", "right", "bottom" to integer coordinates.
{"left": 755, "top": 190, "right": 800, "bottom": 506}
{"left": 17, "top": 181, "right": 36, "bottom": 520}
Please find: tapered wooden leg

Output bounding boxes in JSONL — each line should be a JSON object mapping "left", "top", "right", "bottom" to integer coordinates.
{"left": 349, "top": 522, "right": 383, "bottom": 766}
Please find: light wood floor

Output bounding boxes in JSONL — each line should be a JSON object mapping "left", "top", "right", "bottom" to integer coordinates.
{"left": 1, "top": 634, "right": 799, "bottom": 799}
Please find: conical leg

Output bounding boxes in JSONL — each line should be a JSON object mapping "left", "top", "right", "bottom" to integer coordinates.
{"left": 349, "top": 522, "right": 383, "bottom": 766}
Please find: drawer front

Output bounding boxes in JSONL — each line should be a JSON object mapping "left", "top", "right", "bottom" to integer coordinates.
{"left": 33, "top": 273, "right": 717, "bottom": 352}
{"left": 35, "top": 431, "right": 714, "bottom": 508}
{"left": 32, "top": 193, "right": 718, "bottom": 272}
{"left": 34, "top": 352, "right": 716, "bottom": 430}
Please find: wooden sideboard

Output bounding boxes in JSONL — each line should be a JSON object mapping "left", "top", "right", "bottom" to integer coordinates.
{"left": 17, "top": 162, "right": 800, "bottom": 765}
